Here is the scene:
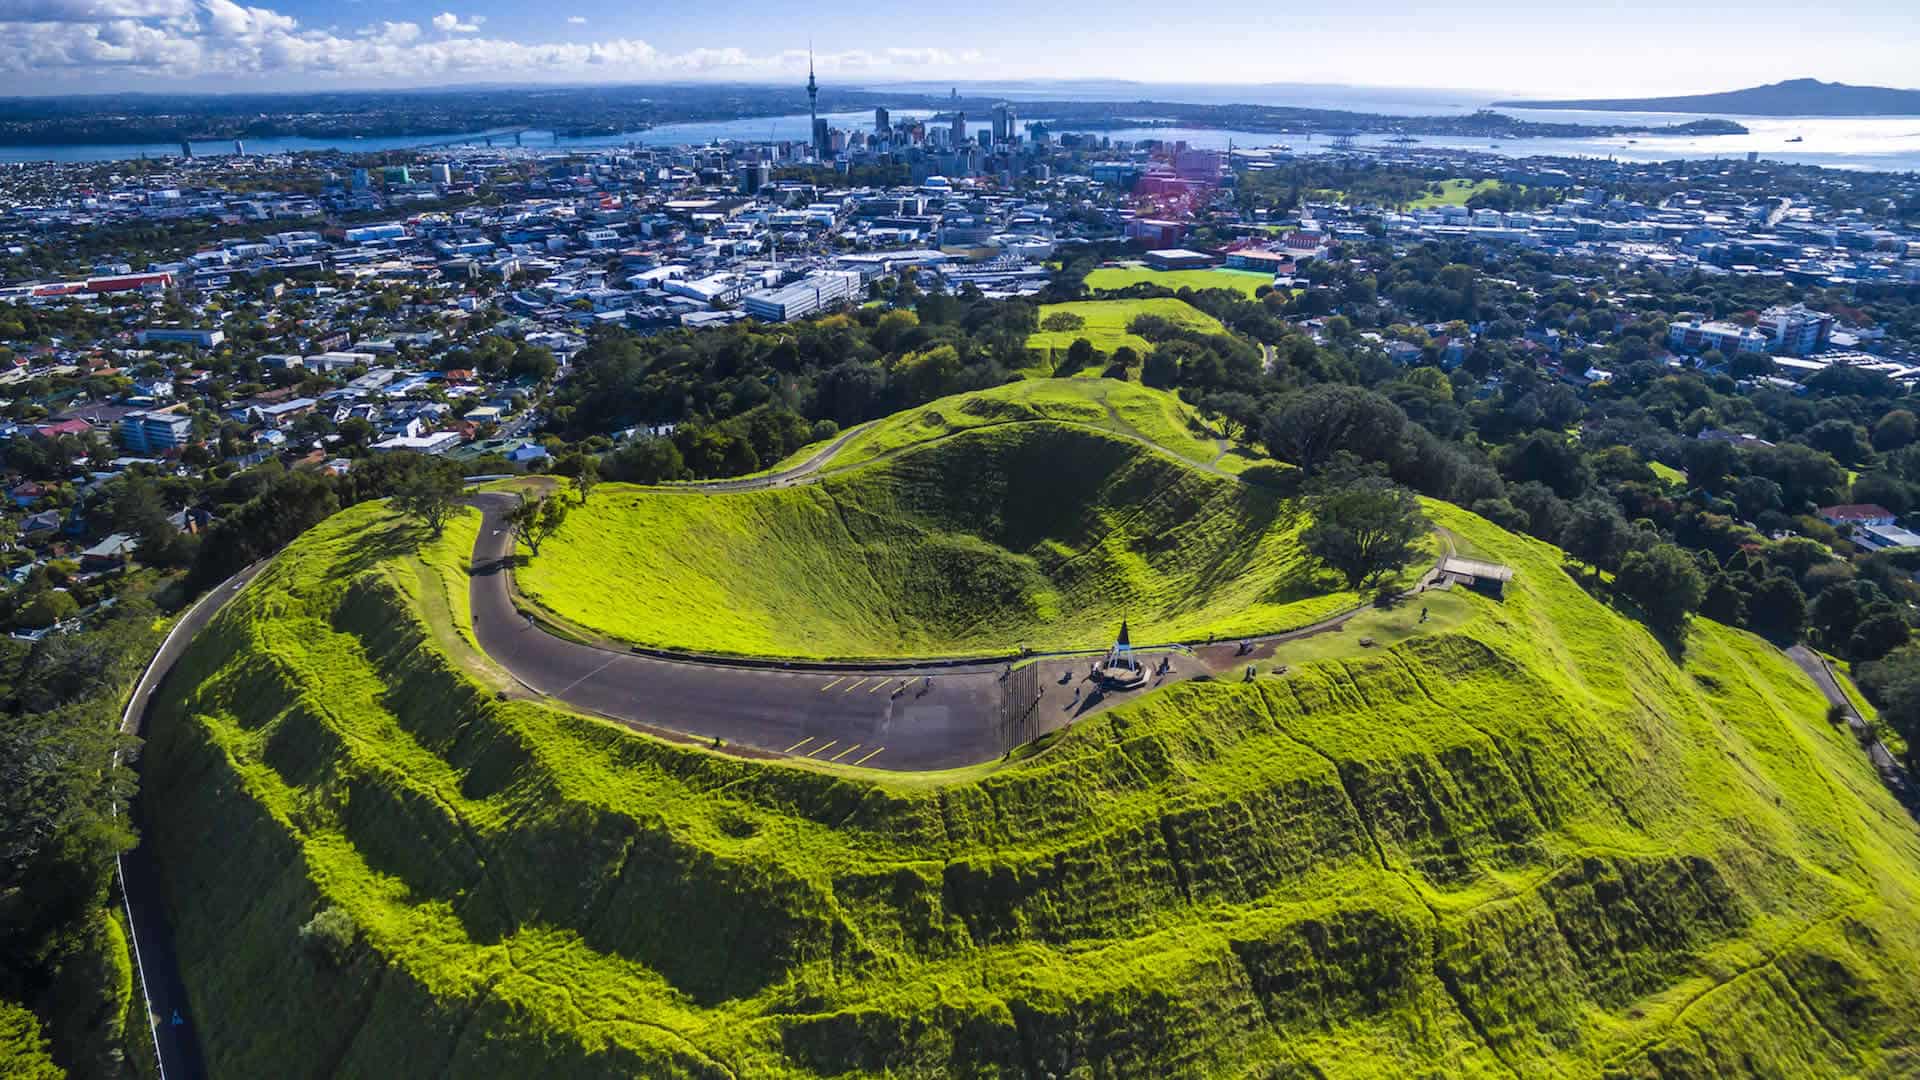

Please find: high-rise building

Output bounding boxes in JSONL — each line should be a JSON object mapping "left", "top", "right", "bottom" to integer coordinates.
{"left": 812, "top": 118, "right": 831, "bottom": 161}
{"left": 737, "top": 161, "right": 770, "bottom": 194}
{"left": 874, "top": 107, "right": 890, "bottom": 134}
{"left": 991, "top": 103, "right": 1017, "bottom": 145}
{"left": 179, "top": 139, "right": 192, "bottom": 159}
{"left": 951, "top": 112, "right": 967, "bottom": 147}
{"left": 232, "top": 139, "right": 244, "bottom": 156}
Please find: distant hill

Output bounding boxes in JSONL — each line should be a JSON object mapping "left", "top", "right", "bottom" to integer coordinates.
{"left": 1495, "top": 78, "right": 1920, "bottom": 116}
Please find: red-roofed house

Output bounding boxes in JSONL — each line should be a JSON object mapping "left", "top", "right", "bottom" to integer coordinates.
{"left": 1818, "top": 504, "right": 1897, "bottom": 527}
{"left": 35, "top": 418, "right": 93, "bottom": 439}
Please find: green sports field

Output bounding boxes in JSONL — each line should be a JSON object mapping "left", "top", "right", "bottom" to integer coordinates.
{"left": 1027, "top": 296, "right": 1227, "bottom": 355}
{"left": 143, "top": 480, "right": 1920, "bottom": 1076}
{"left": 1408, "top": 178, "right": 1502, "bottom": 208}
{"left": 1083, "top": 265, "right": 1276, "bottom": 298}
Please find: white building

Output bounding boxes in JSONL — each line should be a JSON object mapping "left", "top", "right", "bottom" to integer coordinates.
{"left": 742, "top": 271, "right": 862, "bottom": 323}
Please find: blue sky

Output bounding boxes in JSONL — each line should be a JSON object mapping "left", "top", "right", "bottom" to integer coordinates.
{"left": 0, "top": 0, "right": 1914, "bottom": 98}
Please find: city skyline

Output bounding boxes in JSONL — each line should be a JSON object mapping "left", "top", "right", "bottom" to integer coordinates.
{"left": 0, "top": 0, "right": 1915, "bottom": 98}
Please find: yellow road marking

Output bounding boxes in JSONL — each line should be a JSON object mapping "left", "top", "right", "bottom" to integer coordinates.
{"left": 808, "top": 739, "right": 838, "bottom": 757}
{"left": 852, "top": 747, "right": 884, "bottom": 766}
{"left": 818, "top": 676, "right": 846, "bottom": 692}
{"left": 828, "top": 743, "right": 861, "bottom": 762}
{"left": 783, "top": 736, "right": 815, "bottom": 754}
{"left": 868, "top": 678, "right": 895, "bottom": 693}
{"left": 842, "top": 678, "right": 870, "bottom": 693}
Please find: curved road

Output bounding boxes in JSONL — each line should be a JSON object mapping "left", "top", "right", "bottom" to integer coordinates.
{"left": 471, "top": 493, "right": 1023, "bottom": 770}
{"left": 117, "top": 560, "right": 269, "bottom": 1080}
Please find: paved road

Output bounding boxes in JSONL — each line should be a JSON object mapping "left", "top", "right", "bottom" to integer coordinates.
{"left": 116, "top": 561, "right": 268, "bottom": 1080}
{"left": 467, "top": 496, "right": 1456, "bottom": 771}
{"left": 1786, "top": 644, "right": 1917, "bottom": 817}
{"left": 470, "top": 494, "right": 1021, "bottom": 770}
{"left": 664, "top": 420, "right": 872, "bottom": 493}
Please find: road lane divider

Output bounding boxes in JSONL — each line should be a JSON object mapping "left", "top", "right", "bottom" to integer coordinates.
{"left": 852, "top": 747, "right": 884, "bottom": 766}
{"left": 783, "top": 736, "right": 815, "bottom": 754}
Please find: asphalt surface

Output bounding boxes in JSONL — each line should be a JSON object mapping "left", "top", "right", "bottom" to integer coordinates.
{"left": 470, "top": 493, "right": 1027, "bottom": 769}
{"left": 1786, "top": 644, "right": 1918, "bottom": 818}
{"left": 116, "top": 561, "right": 268, "bottom": 1080}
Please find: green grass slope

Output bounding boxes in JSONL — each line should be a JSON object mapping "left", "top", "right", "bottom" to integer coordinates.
{"left": 142, "top": 494, "right": 1920, "bottom": 1078}
{"left": 517, "top": 420, "right": 1346, "bottom": 659}
{"left": 1027, "top": 297, "right": 1227, "bottom": 355}
{"left": 821, "top": 378, "right": 1222, "bottom": 472}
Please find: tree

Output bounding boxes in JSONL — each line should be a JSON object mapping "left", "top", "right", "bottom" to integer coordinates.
{"left": 1301, "top": 475, "right": 1427, "bottom": 589}
{"left": 1871, "top": 409, "right": 1918, "bottom": 452}
{"left": 1809, "top": 581, "right": 1881, "bottom": 650}
{"left": 1498, "top": 432, "right": 1592, "bottom": 499}
{"left": 392, "top": 463, "right": 464, "bottom": 538}
{"left": 1261, "top": 385, "right": 1407, "bottom": 475}
{"left": 572, "top": 456, "right": 600, "bottom": 504}
{"left": 1508, "top": 481, "right": 1570, "bottom": 542}
{"left": 553, "top": 452, "right": 601, "bottom": 504}
{"left": 1849, "top": 612, "right": 1911, "bottom": 663}
{"left": 1856, "top": 645, "right": 1920, "bottom": 768}
{"left": 1059, "top": 337, "right": 1096, "bottom": 376}
{"left": 299, "top": 906, "right": 358, "bottom": 968}
{"left": 506, "top": 493, "right": 569, "bottom": 556}
{"left": 1747, "top": 575, "right": 1809, "bottom": 641}
{"left": 14, "top": 590, "right": 76, "bottom": 630}
{"left": 606, "top": 437, "right": 686, "bottom": 484}
{"left": 1141, "top": 348, "right": 1179, "bottom": 389}
{"left": 1616, "top": 543, "right": 1706, "bottom": 640}
{"left": 1701, "top": 572, "right": 1752, "bottom": 626}
{"left": 1559, "top": 497, "right": 1628, "bottom": 575}
{"left": 1039, "top": 311, "right": 1086, "bottom": 332}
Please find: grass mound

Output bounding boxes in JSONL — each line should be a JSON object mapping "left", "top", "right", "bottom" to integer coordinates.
{"left": 518, "top": 419, "right": 1341, "bottom": 659}
{"left": 1027, "top": 297, "right": 1227, "bottom": 355}
{"left": 144, "top": 496, "right": 1920, "bottom": 1077}
{"left": 822, "top": 378, "right": 1222, "bottom": 472}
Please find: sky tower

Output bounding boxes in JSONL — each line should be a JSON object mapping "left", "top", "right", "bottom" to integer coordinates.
{"left": 806, "top": 46, "right": 824, "bottom": 160}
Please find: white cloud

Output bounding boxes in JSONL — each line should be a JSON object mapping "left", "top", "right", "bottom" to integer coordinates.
{"left": 361, "top": 19, "right": 418, "bottom": 44}
{"left": 565, "top": 15, "right": 585, "bottom": 24}
{"left": 430, "top": 11, "right": 482, "bottom": 33}
{"left": 0, "top": 0, "right": 982, "bottom": 86}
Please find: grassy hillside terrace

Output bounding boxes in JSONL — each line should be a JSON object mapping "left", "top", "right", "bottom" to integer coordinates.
{"left": 143, "top": 487, "right": 1920, "bottom": 1077}
{"left": 806, "top": 378, "right": 1226, "bottom": 474}
{"left": 516, "top": 417, "right": 1359, "bottom": 660}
